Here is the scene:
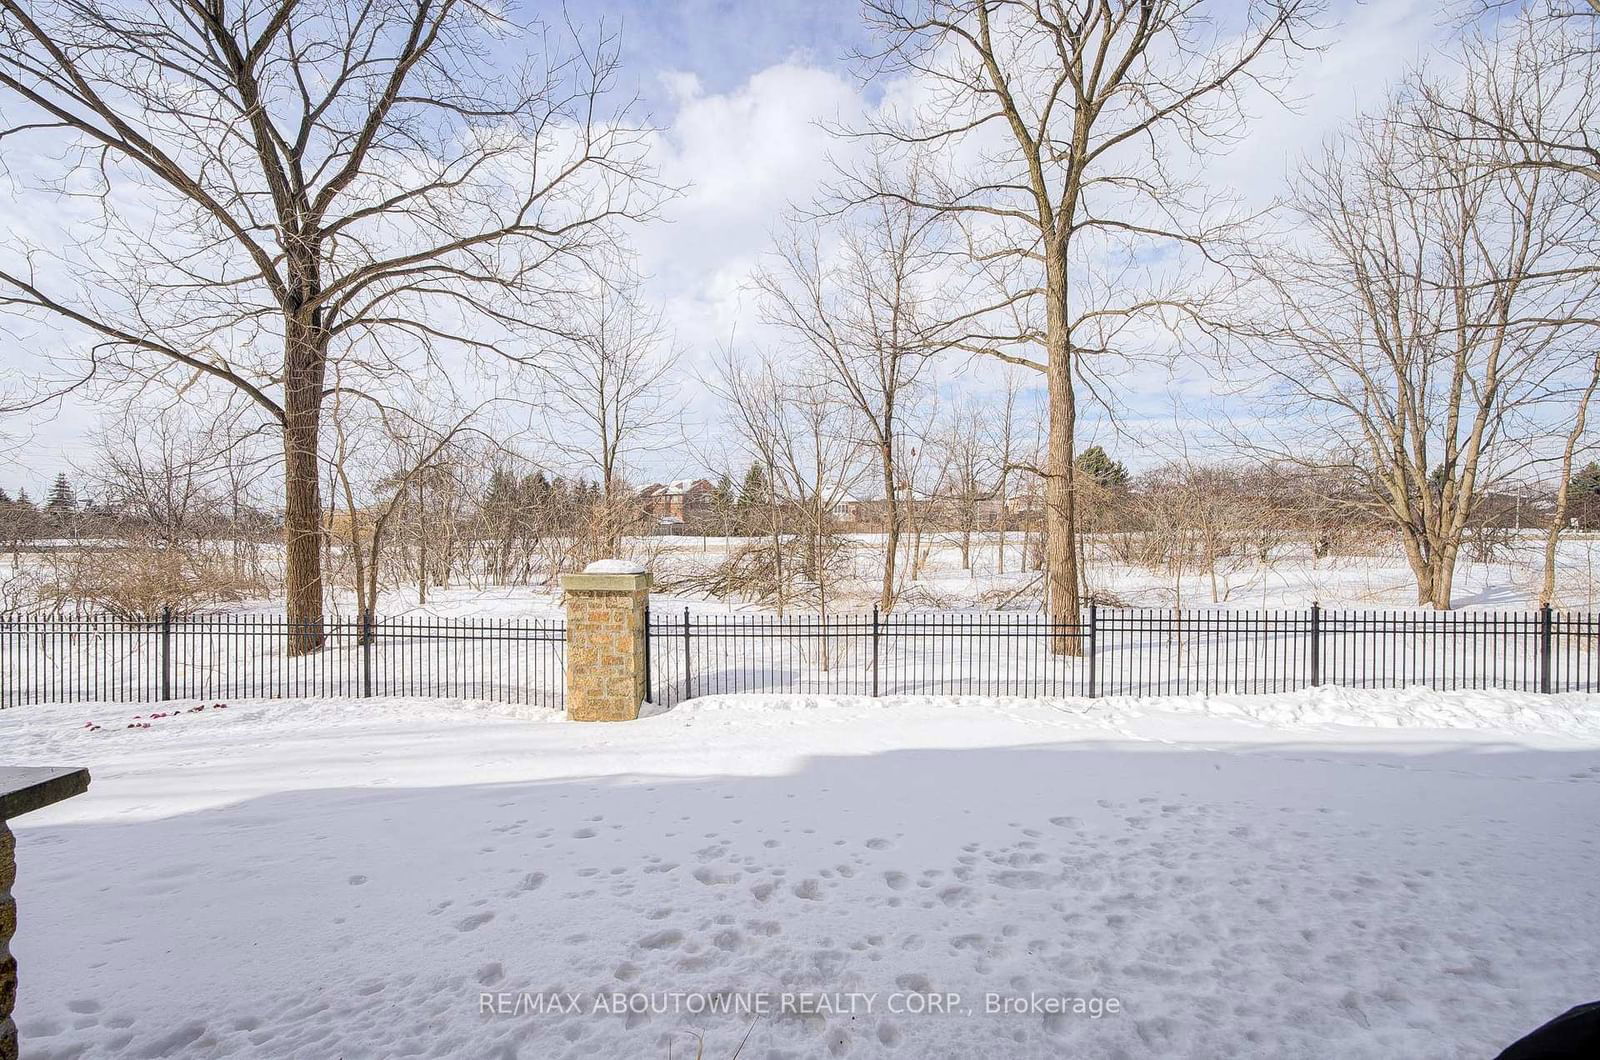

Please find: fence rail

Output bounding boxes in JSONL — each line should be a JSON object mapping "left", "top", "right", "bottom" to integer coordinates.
{"left": 0, "top": 612, "right": 567, "bottom": 709}
{"left": 644, "top": 604, "right": 1600, "bottom": 708}
{"left": 2, "top": 604, "right": 1596, "bottom": 711}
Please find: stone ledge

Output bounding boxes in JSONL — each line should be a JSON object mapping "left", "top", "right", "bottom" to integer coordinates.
{"left": 561, "top": 572, "right": 652, "bottom": 593}
{"left": 0, "top": 767, "right": 90, "bottom": 821}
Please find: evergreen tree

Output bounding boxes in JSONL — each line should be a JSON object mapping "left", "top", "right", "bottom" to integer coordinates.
{"left": 524, "top": 471, "right": 552, "bottom": 506}
{"left": 0, "top": 486, "right": 10, "bottom": 505}
{"left": 735, "top": 463, "right": 771, "bottom": 533}
{"left": 1571, "top": 462, "right": 1600, "bottom": 498}
{"left": 1075, "top": 446, "right": 1129, "bottom": 489}
{"left": 708, "top": 472, "right": 737, "bottom": 536}
{"left": 711, "top": 472, "right": 735, "bottom": 510}
{"left": 737, "top": 463, "right": 770, "bottom": 510}
{"left": 46, "top": 472, "right": 76, "bottom": 512}
{"left": 3, "top": 488, "right": 40, "bottom": 545}
{"left": 484, "top": 466, "right": 518, "bottom": 510}
{"left": 1428, "top": 463, "right": 1450, "bottom": 497}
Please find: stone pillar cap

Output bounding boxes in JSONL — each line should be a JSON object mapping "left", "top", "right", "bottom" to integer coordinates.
{"left": 584, "top": 559, "right": 647, "bottom": 574}
{"left": 562, "top": 565, "right": 652, "bottom": 592}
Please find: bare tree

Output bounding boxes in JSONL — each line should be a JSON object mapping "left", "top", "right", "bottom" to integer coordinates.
{"left": 541, "top": 270, "right": 678, "bottom": 554}
{"left": 1239, "top": 82, "right": 1600, "bottom": 608}
{"left": 1541, "top": 351, "right": 1600, "bottom": 605}
{"left": 706, "top": 348, "right": 864, "bottom": 617}
{"left": 1424, "top": 6, "right": 1600, "bottom": 606}
{"left": 845, "top": 0, "right": 1320, "bottom": 648}
{"left": 932, "top": 398, "right": 989, "bottom": 573}
{"left": 0, "top": 0, "right": 661, "bottom": 647}
{"left": 984, "top": 368, "right": 1025, "bottom": 576}
{"left": 21, "top": 410, "right": 274, "bottom": 614}
{"left": 326, "top": 390, "right": 487, "bottom": 620}
{"left": 756, "top": 187, "right": 948, "bottom": 609}
{"left": 1461, "top": 1, "right": 1599, "bottom": 29}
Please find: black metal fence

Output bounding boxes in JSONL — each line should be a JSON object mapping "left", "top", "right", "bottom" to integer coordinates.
{"left": 644, "top": 605, "right": 1600, "bottom": 708}
{"left": 3, "top": 605, "right": 1596, "bottom": 711}
{"left": 0, "top": 612, "right": 567, "bottom": 709}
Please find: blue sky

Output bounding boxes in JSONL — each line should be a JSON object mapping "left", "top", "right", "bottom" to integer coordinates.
{"left": 565, "top": 0, "right": 870, "bottom": 99}
{"left": 0, "top": 0, "right": 1461, "bottom": 495}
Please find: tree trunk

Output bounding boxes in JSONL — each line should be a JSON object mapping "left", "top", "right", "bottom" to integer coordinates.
{"left": 416, "top": 476, "right": 428, "bottom": 606}
{"left": 1043, "top": 257, "right": 1081, "bottom": 655}
{"left": 1541, "top": 353, "right": 1600, "bottom": 607}
{"left": 960, "top": 507, "right": 972, "bottom": 570}
{"left": 1429, "top": 541, "right": 1457, "bottom": 610}
{"left": 365, "top": 518, "right": 385, "bottom": 635}
{"left": 1398, "top": 525, "right": 1434, "bottom": 608}
{"left": 995, "top": 471, "right": 1008, "bottom": 576}
{"left": 282, "top": 317, "right": 326, "bottom": 654}
{"left": 879, "top": 446, "right": 899, "bottom": 611}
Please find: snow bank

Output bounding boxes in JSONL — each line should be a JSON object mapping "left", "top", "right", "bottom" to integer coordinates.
{"left": 4, "top": 690, "right": 1598, "bottom": 1058}
{"left": 1117, "top": 685, "right": 1600, "bottom": 743}
{"left": 666, "top": 685, "right": 1600, "bottom": 746}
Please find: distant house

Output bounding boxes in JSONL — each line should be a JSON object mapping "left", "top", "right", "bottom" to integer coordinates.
{"left": 840, "top": 496, "right": 892, "bottom": 529}
{"left": 639, "top": 479, "right": 715, "bottom": 523}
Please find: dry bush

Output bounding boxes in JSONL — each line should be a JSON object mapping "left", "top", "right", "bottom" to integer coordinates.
{"left": 1082, "top": 587, "right": 1131, "bottom": 608}
{"left": 1464, "top": 524, "right": 1516, "bottom": 566}
{"left": 895, "top": 582, "right": 954, "bottom": 611}
{"left": 670, "top": 535, "right": 857, "bottom": 611}
{"left": 668, "top": 540, "right": 792, "bottom": 604}
{"left": 976, "top": 580, "right": 1040, "bottom": 610}
{"left": 1104, "top": 530, "right": 1168, "bottom": 568}
{"left": 17, "top": 545, "right": 268, "bottom": 617}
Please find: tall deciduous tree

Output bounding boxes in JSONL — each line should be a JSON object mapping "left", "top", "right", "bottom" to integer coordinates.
{"left": 1423, "top": 6, "right": 1600, "bottom": 606}
{"left": 0, "top": 0, "right": 660, "bottom": 648}
{"left": 847, "top": 0, "right": 1318, "bottom": 649}
{"left": 1241, "top": 82, "right": 1600, "bottom": 608}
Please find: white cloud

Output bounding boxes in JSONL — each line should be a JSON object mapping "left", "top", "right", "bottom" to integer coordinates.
{"left": 0, "top": 1, "right": 1462, "bottom": 489}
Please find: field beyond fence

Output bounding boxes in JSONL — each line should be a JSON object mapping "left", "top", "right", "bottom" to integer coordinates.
{"left": 3, "top": 605, "right": 1596, "bottom": 711}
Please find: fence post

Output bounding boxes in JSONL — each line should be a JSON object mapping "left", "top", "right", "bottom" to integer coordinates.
{"left": 361, "top": 608, "right": 374, "bottom": 698}
{"left": 683, "top": 607, "right": 692, "bottom": 702}
{"left": 871, "top": 605, "right": 881, "bottom": 697}
{"left": 1539, "top": 603, "right": 1553, "bottom": 695}
{"left": 159, "top": 605, "right": 172, "bottom": 702}
{"left": 642, "top": 607, "right": 653, "bottom": 705}
{"left": 1086, "top": 604, "right": 1098, "bottom": 698}
{"left": 1309, "top": 601, "right": 1322, "bottom": 688}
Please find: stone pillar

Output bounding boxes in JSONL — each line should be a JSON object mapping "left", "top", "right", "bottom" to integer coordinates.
{"left": 562, "top": 561, "right": 651, "bottom": 722}
{"left": 0, "top": 766, "right": 91, "bottom": 1060}
{"left": 1, "top": 820, "right": 14, "bottom": 1060}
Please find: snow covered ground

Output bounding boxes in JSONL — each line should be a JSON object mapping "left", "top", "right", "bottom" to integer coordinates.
{"left": 5, "top": 688, "right": 1598, "bottom": 1057}
{"left": 319, "top": 531, "right": 1600, "bottom": 616}
{"left": 14, "top": 530, "right": 1599, "bottom": 620}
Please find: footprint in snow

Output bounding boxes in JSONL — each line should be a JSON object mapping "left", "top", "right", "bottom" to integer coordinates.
{"left": 454, "top": 911, "right": 495, "bottom": 932}
{"left": 792, "top": 879, "right": 824, "bottom": 901}
{"left": 637, "top": 929, "right": 683, "bottom": 950}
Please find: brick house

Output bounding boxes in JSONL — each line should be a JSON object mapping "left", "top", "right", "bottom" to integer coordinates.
{"left": 638, "top": 478, "right": 715, "bottom": 522}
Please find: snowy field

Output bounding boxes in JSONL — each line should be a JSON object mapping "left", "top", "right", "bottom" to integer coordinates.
{"left": 12, "top": 531, "right": 1600, "bottom": 620}
{"left": 5, "top": 689, "right": 1599, "bottom": 1058}
{"left": 270, "top": 532, "right": 1600, "bottom": 617}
